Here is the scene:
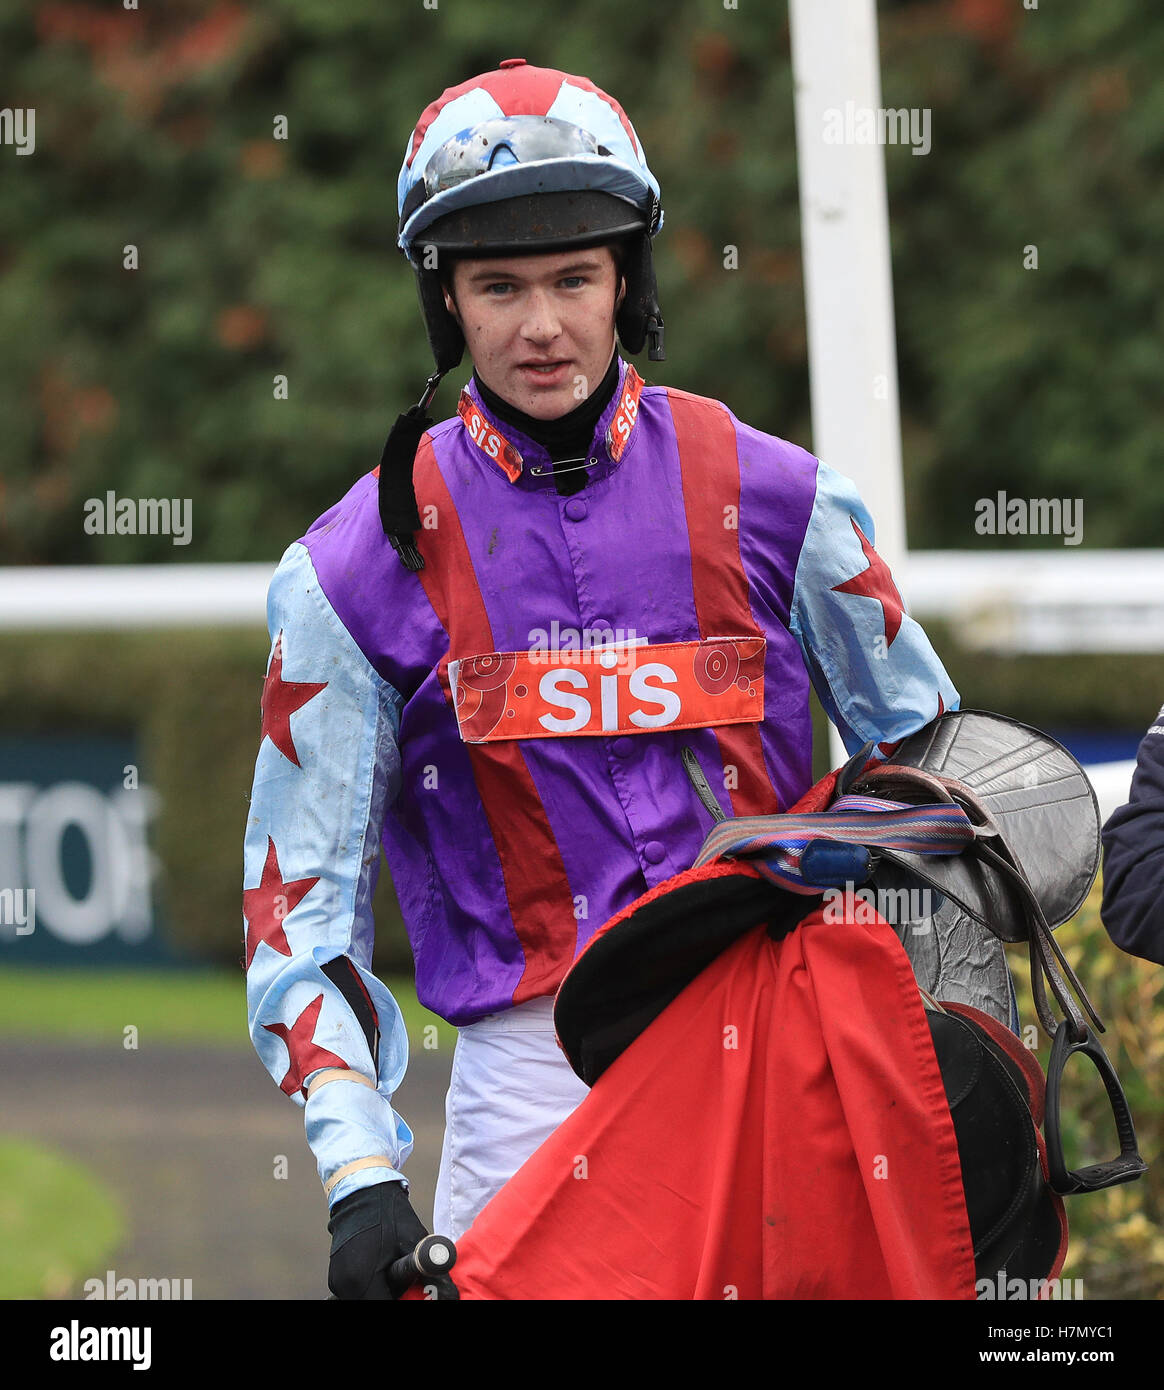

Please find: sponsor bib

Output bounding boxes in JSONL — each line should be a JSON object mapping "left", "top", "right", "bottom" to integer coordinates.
{"left": 449, "top": 636, "right": 765, "bottom": 743}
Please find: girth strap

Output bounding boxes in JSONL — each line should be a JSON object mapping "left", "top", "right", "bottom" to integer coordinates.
{"left": 693, "top": 794, "right": 977, "bottom": 894}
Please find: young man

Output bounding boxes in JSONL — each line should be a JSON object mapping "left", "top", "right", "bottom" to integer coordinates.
{"left": 243, "top": 60, "right": 959, "bottom": 1299}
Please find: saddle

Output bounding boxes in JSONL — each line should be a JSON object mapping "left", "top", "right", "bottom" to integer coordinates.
{"left": 554, "top": 710, "right": 1146, "bottom": 1286}
{"left": 849, "top": 711, "right": 1145, "bottom": 1196}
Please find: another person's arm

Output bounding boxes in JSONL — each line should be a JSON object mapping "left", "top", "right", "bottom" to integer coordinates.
{"left": 1101, "top": 708, "right": 1164, "bottom": 965}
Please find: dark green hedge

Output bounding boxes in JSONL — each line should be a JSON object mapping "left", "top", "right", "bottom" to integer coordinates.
{"left": 3, "top": 1, "right": 1162, "bottom": 564}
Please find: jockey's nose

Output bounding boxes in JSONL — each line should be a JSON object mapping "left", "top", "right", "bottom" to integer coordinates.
{"left": 519, "top": 286, "right": 563, "bottom": 346}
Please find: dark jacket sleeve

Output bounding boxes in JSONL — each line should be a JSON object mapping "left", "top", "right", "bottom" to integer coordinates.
{"left": 1100, "top": 709, "right": 1164, "bottom": 965}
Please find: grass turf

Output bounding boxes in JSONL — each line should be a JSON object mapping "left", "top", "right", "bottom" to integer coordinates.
{"left": 0, "top": 968, "right": 457, "bottom": 1050}
{"left": 0, "top": 1138, "right": 125, "bottom": 1299}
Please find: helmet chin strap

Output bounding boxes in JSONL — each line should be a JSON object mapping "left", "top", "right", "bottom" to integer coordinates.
{"left": 416, "top": 371, "right": 443, "bottom": 416}
{"left": 377, "top": 371, "right": 447, "bottom": 572}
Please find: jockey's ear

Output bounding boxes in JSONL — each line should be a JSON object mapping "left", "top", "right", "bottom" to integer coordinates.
{"left": 603, "top": 237, "right": 628, "bottom": 322}
{"left": 438, "top": 255, "right": 462, "bottom": 325}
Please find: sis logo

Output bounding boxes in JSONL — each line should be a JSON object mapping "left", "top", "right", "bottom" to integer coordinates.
{"left": 449, "top": 635, "right": 765, "bottom": 743}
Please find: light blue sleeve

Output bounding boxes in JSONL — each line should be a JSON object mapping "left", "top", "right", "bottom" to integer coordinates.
{"left": 789, "top": 462, "right": 960, "bottom": 757}
{"left": 244, "top": 541, "right": 414, "bottom": 1209}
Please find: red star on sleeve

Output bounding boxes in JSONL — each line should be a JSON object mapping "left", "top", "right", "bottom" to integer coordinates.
{"left": 243, "top": 836, "right": 320, "bottom": 969}
{"left": 831, "top": 518, "right": 906, "bottom": 647}
{"left": 263, "top": 994, "right": 350, "bottom": 1097}
{"left": 260, "top": 630, "right": 328, "bottom": 767}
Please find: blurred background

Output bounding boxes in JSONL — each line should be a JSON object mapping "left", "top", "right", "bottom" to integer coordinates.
{"left": 0, "top": 0, "right": 1161, "bottom": 1300}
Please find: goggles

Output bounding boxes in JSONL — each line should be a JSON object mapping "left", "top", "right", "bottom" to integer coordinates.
{"left": 421, "top": 115, "right": 612, "bottom": 199}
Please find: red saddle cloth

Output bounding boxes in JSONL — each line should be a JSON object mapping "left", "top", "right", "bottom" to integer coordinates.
{"left": 415, "top": 892, "right": 978, "bottom": 1300}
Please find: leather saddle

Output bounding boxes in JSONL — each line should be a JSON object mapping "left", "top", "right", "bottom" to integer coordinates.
{"left": 554, "top": 710, "right": 1146, "bottom": 1284}
{"left": 851, "top": 711, "right": 1145, "bottom": 1195}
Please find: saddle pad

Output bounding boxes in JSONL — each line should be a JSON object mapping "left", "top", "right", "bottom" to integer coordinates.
{"left": 413, "top": 904, "right": 978, "bottom": 1300}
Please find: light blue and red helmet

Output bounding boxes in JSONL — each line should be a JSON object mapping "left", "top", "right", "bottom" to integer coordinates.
{"left": 396, "top": 59, "right": 666, "bottom": 372}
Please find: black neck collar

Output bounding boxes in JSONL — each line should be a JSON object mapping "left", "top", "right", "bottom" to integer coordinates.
{"left": 473, "top": 352, "right": 620, "bottom": 465}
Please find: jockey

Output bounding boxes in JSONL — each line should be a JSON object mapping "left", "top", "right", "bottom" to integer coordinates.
{"left": 242, "top": 59, "right": 962, "bottom": 1299}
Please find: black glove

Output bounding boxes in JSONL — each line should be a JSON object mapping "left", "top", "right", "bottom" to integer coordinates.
{"left": 327, "top": 1180, "right": 430, "bottom": 1300}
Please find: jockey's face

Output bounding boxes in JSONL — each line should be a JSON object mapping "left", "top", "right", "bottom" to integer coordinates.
{"left": 442, "top": 246, "right": 626, "bottom": 421}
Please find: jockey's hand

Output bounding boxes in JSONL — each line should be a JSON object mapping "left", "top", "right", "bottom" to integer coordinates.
{"left": 327, "top": 1179, "right": 446, "bottom": 1300}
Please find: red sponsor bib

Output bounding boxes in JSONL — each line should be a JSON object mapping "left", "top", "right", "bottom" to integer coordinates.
{"left": 449, "top": 636, "right": 765, "bottom": 743}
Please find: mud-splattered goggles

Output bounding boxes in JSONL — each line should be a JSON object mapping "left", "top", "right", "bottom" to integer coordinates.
{"left": 422, "top": 116, "right": 612, "bottom": 198}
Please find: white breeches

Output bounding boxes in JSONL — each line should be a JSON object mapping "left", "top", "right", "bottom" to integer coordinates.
{"left": 433, "top": 996, "right": 590, "bottom": 1241}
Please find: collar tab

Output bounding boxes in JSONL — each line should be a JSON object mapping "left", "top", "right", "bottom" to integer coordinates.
{"left": 606, "top": 364, "right": 645, "bottom": 462}
{"left": 458, "top": 358, "right": 645, "bottom": 484}
{"left": 457, "top": 390, "right": 524, "bottom": 481}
